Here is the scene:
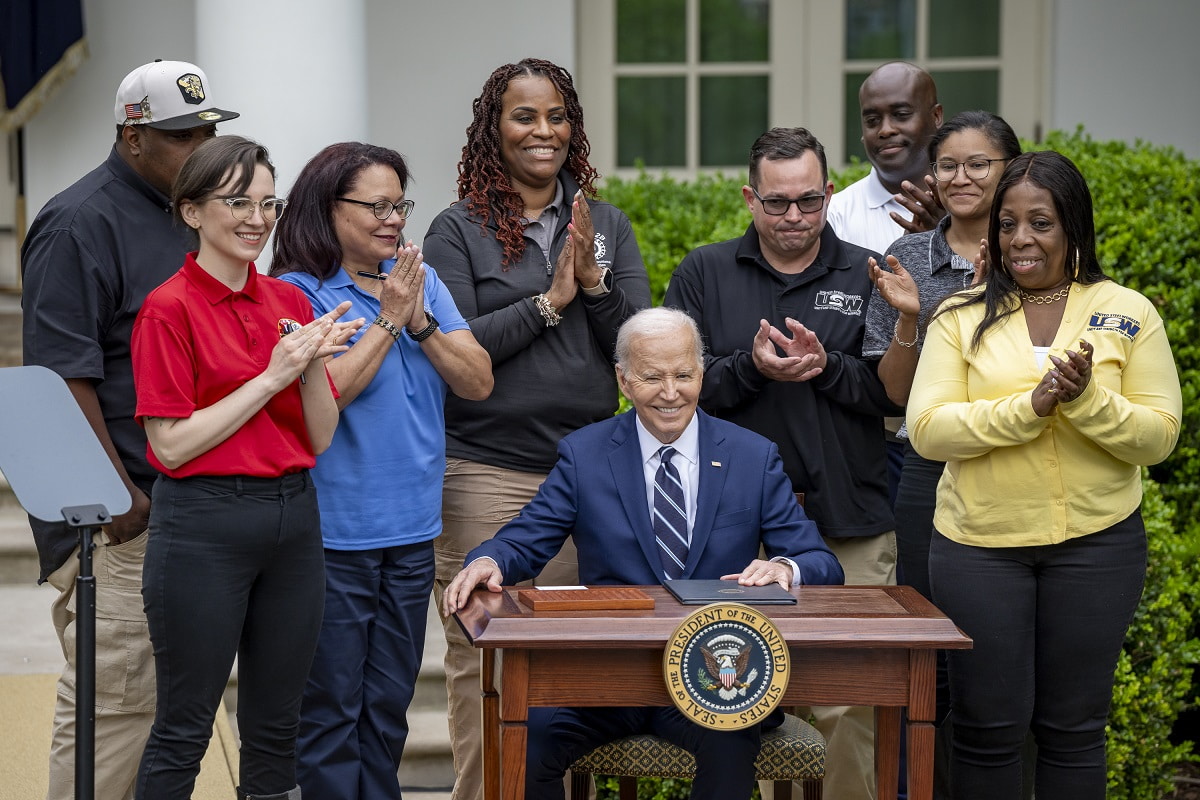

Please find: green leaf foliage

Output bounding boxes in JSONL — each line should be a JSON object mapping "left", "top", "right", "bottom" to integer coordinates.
{"left": 1106, "top": 474, "right": 1199, "bottom": 800}
{"left": 599, "top": 132, "right": 1200, "bottom": 798}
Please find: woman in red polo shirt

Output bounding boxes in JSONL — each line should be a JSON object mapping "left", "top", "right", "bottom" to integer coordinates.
{"left": 130, "top": 135, "right": 361, "bottom": 800}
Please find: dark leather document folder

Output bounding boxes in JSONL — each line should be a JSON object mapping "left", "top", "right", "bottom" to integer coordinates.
{"left": 664, "top": 579, "right": 797, "bottom": 605}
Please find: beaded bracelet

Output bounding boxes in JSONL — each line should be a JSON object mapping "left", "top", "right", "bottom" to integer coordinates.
{"left": 893, "top": 319, "right": 918, "bottom": 348}
{"left": 374, "top": 315, "right": 404, "bottom": 342}
{"left": 533, "top": 294, "right": 562, "bottom": 327}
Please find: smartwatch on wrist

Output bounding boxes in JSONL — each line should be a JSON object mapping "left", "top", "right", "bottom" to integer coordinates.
{"left": 407, "top": 314, "right": 439, "bottom": 342}
{"left": 581, "top": 267, "right": 613, "bottom": 297}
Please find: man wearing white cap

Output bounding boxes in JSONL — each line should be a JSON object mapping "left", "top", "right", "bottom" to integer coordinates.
{"left": 21, "top": 59, "right": 238, "bottom": 800}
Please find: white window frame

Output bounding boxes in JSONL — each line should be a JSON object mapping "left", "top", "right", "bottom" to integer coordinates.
{"left": 577, "top": 0, "right": 1049, "bottom": 179}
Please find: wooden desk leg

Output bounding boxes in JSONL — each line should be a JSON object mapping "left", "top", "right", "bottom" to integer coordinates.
{"left": 907, "top": 650, "right": 937, "bottom": 800}
{"left": 500, "top": 650, "right": 531, "bottom": 800}
{"left": 482, "top": 650, "right": 500, "bottom": 800}
{"left": 875, "top": 706, "right": 901, "bottom": 800}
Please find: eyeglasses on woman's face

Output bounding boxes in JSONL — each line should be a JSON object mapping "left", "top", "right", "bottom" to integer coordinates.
{"left": 337, "top": 197, "right": 415, "bottom": 221}
{"left": 931, "top": 158, "right": 1008, "bottom": 183}
{"left": 215, "top": 197, "right": 287, "bottom": 222}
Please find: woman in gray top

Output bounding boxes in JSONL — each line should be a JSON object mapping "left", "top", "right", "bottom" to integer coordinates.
{"left": 864, "top": 110, "right": 1021, "bottom": 797}
{"left": 422, "top": 58, "right": 650, "bottom": 800}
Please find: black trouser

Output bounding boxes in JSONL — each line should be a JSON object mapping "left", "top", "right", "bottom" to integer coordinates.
{"left": 929, "top": 512, "right": 1146, "bottom": 800}
{"left": 137, "top": 473, "right": 325, "bottom": 800}
{"left": 893, "top": 444, "right": 952, "bottom": 800}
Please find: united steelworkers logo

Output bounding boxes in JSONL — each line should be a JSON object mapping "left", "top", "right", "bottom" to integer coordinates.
{"left": 814, "top": 290, "right": 864, "bottom": 316}
{"left": 1088, "top": 312, "right": 1141, "bottom": 341}
{"left": 594, "top": 232, "right": 610, "bottom": 267}
{"left": 663, "top": 603, "right": 789, "bottom": 730}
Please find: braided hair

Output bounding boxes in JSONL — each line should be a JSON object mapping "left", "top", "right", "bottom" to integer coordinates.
{"left": 458, "top": 58, "right": 599, "bottom": 267}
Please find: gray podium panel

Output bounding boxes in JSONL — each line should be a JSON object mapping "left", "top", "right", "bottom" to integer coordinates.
{"left": 0, "top": 365, "right": 131, "bottom": 522}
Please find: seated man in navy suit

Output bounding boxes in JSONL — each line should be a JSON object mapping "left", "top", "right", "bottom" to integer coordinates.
{"left": 443, "top": 307, "right": 844, "bottom": 800}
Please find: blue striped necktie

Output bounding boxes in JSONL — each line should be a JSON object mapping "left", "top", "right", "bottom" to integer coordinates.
{"left": 653, "top": 446, "right": 689, "bottom": 579}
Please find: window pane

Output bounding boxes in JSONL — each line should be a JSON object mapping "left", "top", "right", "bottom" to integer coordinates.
{"left": 929, "top": 69, "right": 1000, "bottom": 121}
{"left": 700, "top": 0, "right": 770, "bottom": 62}
{"left": 843, "top": 71, "right": 870, "bottom": 164}
{"left": 845, "top": 0, "right": 916, "bottom": 60}
{"left": 700, "top": 75, "right": 769, "bottom": 167}
{"left": 618, "top": 76, "right": 687, "bottom": 167}
{"left": 617, "top": 0, "right": 686, "bottom": 63}
{"left": 929, "top": 0, "right": 999, "bottom": 58}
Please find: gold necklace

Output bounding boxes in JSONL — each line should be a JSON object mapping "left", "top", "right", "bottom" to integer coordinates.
{"left": 1018, "top": 286, "right": 1070, "bottom": 305}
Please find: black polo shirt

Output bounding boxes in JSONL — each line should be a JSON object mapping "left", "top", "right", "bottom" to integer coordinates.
{"left": 665, "top": 225, "right": 901, "bottom": 539}
{"left": 21, "top": 145, "right": 190, "bottom": 580}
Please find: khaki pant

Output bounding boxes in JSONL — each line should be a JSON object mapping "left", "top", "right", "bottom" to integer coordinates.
{"left": 46, "top": 529, "right": 156, "bottom": 800}
{"left": 763, "top": 531, "right": 898, "bottom": 800}
{"left": 436, "top": 458, "right": 582, "bottom": 800}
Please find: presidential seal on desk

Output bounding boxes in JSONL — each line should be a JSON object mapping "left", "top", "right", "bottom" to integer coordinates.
{"left": 663, "top": 602, "right": 789, "bottom": 730}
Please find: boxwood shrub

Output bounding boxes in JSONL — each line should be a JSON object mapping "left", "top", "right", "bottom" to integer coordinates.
{"left": 596, "top": 131, "right": 1199, "bottom": 799}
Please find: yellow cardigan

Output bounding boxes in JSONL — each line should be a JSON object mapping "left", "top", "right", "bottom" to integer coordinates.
{"left": 907, "top": 280, "right": 1181, "bottom": 547}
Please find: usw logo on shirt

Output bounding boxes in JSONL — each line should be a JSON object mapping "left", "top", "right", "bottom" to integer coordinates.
{"left": 814, "top": 291, "right": 864, "bottom": 316}
{"left": 1088, "top": 312, "right": 1141, "bottom": 340}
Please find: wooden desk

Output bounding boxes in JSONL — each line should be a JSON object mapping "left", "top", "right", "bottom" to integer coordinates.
{"left": 455, "top": 585, "right": 970, "bottom": 800}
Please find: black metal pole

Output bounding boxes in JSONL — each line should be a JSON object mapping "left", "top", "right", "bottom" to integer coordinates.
{"left": 74, "top": 523, "right": 95, "bottom": 800}
{"left": 64, "top": 504, "right": 111, "bottom": 800}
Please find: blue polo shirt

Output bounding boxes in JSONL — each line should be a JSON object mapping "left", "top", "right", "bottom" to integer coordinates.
{"left": 279, "top": 261, "right": 469, "bottom": 549}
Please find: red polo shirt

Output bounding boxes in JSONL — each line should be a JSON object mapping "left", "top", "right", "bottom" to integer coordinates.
{"left": 133, "top": 253, "right": 320, "bottom": 478}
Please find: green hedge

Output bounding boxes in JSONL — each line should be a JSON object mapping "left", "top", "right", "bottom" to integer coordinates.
{"left": 597, "top": 132, "right": 1200, "bottom": 799}
{"left": 1108, "top": 475, "right": 1200, "bottom": 800}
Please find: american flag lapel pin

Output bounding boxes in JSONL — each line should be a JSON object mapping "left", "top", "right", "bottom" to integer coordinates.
{"left": 711, "top": 461, "right": 722, "bottom": 467}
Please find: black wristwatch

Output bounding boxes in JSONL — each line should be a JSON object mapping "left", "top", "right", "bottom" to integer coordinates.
{"left": 407, "top": 313, "right": 439, "bottom": 342}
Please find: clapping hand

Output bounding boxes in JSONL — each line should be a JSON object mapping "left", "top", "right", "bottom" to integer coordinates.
{"left": 271, "top": 301, "right": 355, "bottom": 387}
{"left": 570, "top": 190, "right": 604, "bottom": 291}
{"left": 1032, "top": 339, "right": 1094, "bottom": 416}
{"left": 869, "top": 255, "right": 920, "bottom": 316}
{"left": 543, "top": 233, "right": 577, "bottom": 312}
{"left": 380, "top": 241, "right": 428, "bottom": 331}
{"left": 971, "top": 239, "right": 988, "bottom": 286}
{"left": 752, "top": 318, "right": 826, "bottom": 382}
{"left": 892, "top": 175, "right": 946, "bottom": 234}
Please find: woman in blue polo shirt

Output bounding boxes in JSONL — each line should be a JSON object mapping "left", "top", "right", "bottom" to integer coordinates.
{"left": 271, "top": 142, "right": 492, "bottom": 800}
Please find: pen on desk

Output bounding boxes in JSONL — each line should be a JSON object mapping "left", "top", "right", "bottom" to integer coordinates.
{"left": 356, "top": 270, "right": 387, "bottom": 280}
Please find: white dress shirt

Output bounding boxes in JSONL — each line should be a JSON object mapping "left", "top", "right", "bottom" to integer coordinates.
{"left": 826, "top": 167, "right": 909, "bottom": 255}
{"left": 633, "top": 414, "right": 801, "bottom": 585}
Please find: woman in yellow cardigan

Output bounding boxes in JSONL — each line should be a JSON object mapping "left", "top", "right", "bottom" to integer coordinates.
{"left": 907, "top": 150, "right": 1181, "bottom": 800}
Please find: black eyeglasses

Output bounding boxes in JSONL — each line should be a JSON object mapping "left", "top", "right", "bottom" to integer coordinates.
{"left": 212, "top": 197, "right": 286, "bottom": 222}
{"left": 337, "top": 197, "right": 415, "bottom": 221}
{"left": 750, "top": 187, "right": 826, "bottom": 216}
{"left": 931, "top": 158, "right": 1009, "bottom": 182}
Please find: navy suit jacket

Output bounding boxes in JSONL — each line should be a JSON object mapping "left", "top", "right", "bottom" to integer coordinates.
{"left": 469, "top": 410, "right": 844, "bottom": 587}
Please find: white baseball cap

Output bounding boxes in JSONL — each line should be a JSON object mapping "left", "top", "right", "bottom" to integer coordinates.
{"left": 114, "top": 59, "right": 239, "bottom": 130}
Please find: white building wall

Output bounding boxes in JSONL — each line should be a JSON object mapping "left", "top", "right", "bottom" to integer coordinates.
{"left": 21, "top": 0, "right": 575, "bottom": 251}
{"left": 1049, "top": 0, "right": 1200, "bottom": 158}
{"left": 23, "top": 0, "right": 197, "bottom": 232}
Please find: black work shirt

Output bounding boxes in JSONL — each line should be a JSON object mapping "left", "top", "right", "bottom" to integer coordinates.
{"left": 665, "top": 225, "right": 901, "bottom": 538}
{"left": 21, "top": 146, "right": 190, "bottom": 579}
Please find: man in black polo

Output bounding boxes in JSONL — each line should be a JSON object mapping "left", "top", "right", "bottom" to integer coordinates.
{"left": 21, "top": 59, "right": 237, "bottom": 800}
{"left": 665, "top": 127, "right": 902, "bottom": 800}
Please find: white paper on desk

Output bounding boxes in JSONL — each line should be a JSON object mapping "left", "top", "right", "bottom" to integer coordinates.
{"left": 535, "top": 585, "right": 587, "bottom": 590}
